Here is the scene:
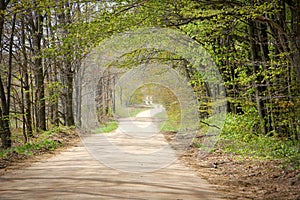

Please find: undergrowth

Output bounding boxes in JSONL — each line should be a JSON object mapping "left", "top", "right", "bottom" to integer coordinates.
{"left": 155, "top": 111, "right": 181, "bottom": 132}
{"left": 0, "top": 126, "right": 74, "bottom": 158}
{"left": 220, "top": 113, "right": 300, "bottom": 169}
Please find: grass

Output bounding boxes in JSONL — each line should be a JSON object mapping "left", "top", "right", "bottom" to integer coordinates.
{"left": 128, "top": 107, "right": 151, "bottom": 117}
{"left": 92, "top": 107, "right": 153, "bottom": 134}
{"left": 160, "top": 118, "right": 181, "bottom": 132}
{"left": 0, "top": 139, "right": 59, "bottom": 157}
{"left": 220, "top": 133, "right": 300, "bottom": 169}
{"left": 154, "top": 110, "right": 181, "bottom": 132}
{"left": 92, "top": 121, "right": 118, "bottom": 134}
{"left": 0, "top": 126, "right": 73, "bottom": 158}
{"left": 219, "top": 113, "right": 300, "bottom": 169}
{"left": 186, "top": 112, "right": 300, "bottom": 170}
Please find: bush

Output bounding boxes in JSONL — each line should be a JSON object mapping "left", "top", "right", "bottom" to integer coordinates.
{"left": 221, "top": 112, "right": 300, "bottom": 169}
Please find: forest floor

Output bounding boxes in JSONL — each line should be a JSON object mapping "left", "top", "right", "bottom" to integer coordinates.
{"left": 163, "top": 131, "right": 300, "bottom": 200}
{"left": 0, "top": 128, "right": 80, "bottom": 176}
{"left": 0, "top": 128, "right": 299, "bottom": 199}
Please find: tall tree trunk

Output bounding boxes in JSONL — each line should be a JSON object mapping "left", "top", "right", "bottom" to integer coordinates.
{"left": 0, "top": 78, "right": 11, "bottom": 148}
{"left": 288, "top": 0, "right": 300, "bottom": 140}
{"left": 0, "top": 1, "right": 13, "bottom": 148}
{"left": 21, "top": 15, "right": 33, "bottom": 137}
{"left": 258, "top": 21, "right": 274, "bottom": 133}
{"left": 30, "top": 10, "right": 46, "bottom": 131}
{"left": 75, "top": 64, "right": 84, "bottom": 127}
{"left": 59, "top": 1, "right": 75, "bottom": 127}
{"left": 20, "top": 69, "right": 28, "bottom": 143}
{"left": 65, "top": 62, "right": 75, "bottom": 126}
{"left": 289, "top": 0, "right": 300, "bottom": 84}
{"left": 248, "top": 20, "right": 267, "bottom": 135}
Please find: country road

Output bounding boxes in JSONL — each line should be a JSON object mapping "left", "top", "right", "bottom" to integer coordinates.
{"left": 0, "top": 107, "right": 223, "bottom": 200}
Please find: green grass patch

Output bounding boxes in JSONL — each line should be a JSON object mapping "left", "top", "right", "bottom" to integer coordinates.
{"left": 155, "top": 110, "right": 181, "bottom": 132}
{"left": 0, "top": 126, "right": 72, "bottom": 158}
{"left": 160, "top": 118, "right": 180, "bottom": 132}
{"left": 220, "top": 113, "right": 300, "bottom": 169}
{"left": 92, "top": 121, "right": 118, "bottom": 133}
{"left": 128, "top": 107, "right": 150, "bottom": 117}
{"left": 4, "top": 139, "right": 59, "bottom": 156}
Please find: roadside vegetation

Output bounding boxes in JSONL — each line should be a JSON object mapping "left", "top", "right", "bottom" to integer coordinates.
{"left": 128, "top": 107, "right": 152, "bottom": 117}
{"left": 92, "top": 121, "right": 118, "bottom": 134}
{"left": 163, "top": 110, "right": 300, "bottom": 170}
{"left": 0, "top": 126, "right": 78, "bottom": 170}
{"left": 220, "top": 113, "right": 300, "bottom": 169}
{"left": 163, "top": 110, "right": 300, "bottom": 199}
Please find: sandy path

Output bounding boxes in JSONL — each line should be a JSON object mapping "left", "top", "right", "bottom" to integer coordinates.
{"left": 0, "top": 107, "right": 223, "bottom": 199}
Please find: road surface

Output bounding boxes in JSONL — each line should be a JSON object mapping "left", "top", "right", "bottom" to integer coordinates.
{"left": 0, "top": 107, "right": 223, "bottom": 199}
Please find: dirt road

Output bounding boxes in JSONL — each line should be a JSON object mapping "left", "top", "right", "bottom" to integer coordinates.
{"left": 0, "top": 107, "right": 223, "bottom": 199}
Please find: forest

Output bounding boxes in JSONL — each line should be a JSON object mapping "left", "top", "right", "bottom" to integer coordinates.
{"left": 0, "top": 0, "right": 299, "bottom": 170}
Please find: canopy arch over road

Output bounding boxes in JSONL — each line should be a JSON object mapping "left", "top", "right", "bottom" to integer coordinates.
{"left": 79, "top": 28, "right": 227, "bottom": 169}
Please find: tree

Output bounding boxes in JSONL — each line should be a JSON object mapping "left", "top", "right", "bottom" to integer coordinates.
{"left": 0, "top": 0, "right": 12, "bottom": 148}
{"left": 29, "top": 1, "right": 46, "bottom": 131}
{"left": 101, "top": 0, "right": 300, "bottom": 140}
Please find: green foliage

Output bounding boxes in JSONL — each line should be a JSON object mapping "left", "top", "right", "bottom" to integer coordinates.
{"left": 160, "top": 120, "right": 180, "bottom": 132}
{"left": 92, "top": 121, "right": 118, "bottom": 134}
{"left": 128, "top": 108, "right": 150, "bottom": 117}
{"left": 10, "top": 139, "right": 59, "bottom": 156}
{"left": 154, "top": 107, "right": 181, "bottom": 132}
{"left": 155, "top": 113, "right": 177, "bottom": 132}
{"left": 0, "top": 126, "right": 70, "bottom": 158}
{"left": 221, "top": 113, "right": 300, "bottom": 169}
{"left": 129, "top": 84, "right": 181, "bottom": 132}
{"left": 45, "top": 81, "right": 64, "bottom": 104}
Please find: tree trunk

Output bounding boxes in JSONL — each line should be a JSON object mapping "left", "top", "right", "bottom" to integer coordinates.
{"left": 65, "top": 63, "right": 75, "bottom": 126}
{"left": 0, "top": 79, "right": 11, "bottom": 148}
{"left": 74, "top": 67, "right": 83, "bottom": 127}
{"left": 57, "top": 1, "right": 75, "bottom": 127}
{"left": 0, "top": 0, "right": 13, "bottom": 148}
{"left": 30, "top": 11, "right": 46, "bottom": 131}
{"left": 21, "top": 15, "right": 33, "bottom": 138}
{"left": 258, "top": 21, "right": 274, "bottom": 133}
{"left": 289, "top": 0, "right": 300, "bottom": 84}
{"left": 248, "top": 20, "right": 268, "bottom": 135}
{"left": 20, "top": 68, "right": 28, "bottom": 143}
